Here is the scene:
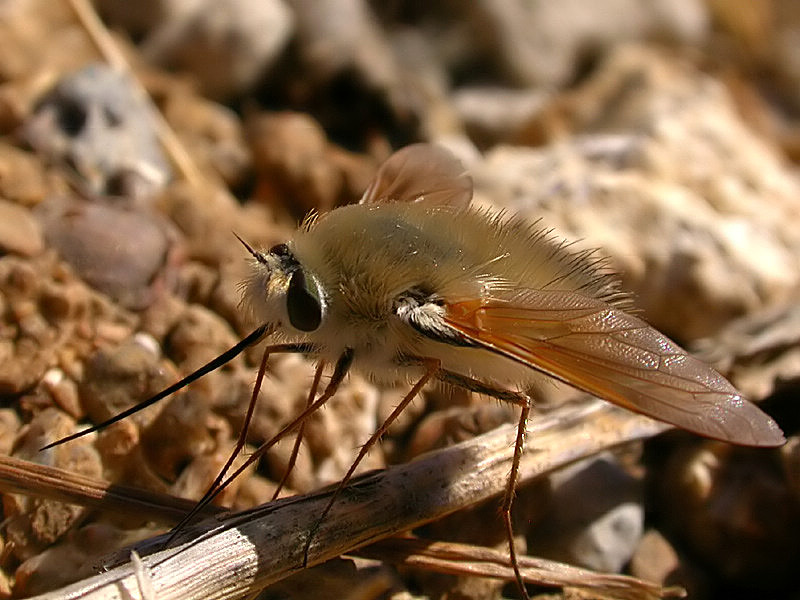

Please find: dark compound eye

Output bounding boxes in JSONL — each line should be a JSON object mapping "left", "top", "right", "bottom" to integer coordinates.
{"left": 269, "top": 243, "right": 291, "bottom": 258}
{"left": 287, "top": 269, "right": 323, "bottom": 332}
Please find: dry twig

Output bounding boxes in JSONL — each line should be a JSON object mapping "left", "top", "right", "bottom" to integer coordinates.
{"left": 66, "top": 0, "right": 204, "bottom": 186}
{"left": 0, "top": 455, "right": 220, "bottom": 524}
{"left": 14, "top": 399, "right": 674, "bottom": 600}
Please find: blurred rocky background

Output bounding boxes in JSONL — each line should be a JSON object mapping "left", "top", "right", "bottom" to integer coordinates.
{"left": 0, "top": 0, "right": 798, "bottom": 598}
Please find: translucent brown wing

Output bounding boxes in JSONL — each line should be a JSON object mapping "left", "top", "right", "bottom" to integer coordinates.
{"left": 443, "top": 291, "right": 785, "bottom": 447}
{"left": 360, "top": 143, "right": 473, "bottom": 208}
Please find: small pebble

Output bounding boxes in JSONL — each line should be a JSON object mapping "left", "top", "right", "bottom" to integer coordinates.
{"left": 40, "top": 368, "right": 82, "bottom": 420}
{"left": 0, "top": 199, "right": 44, "bottom": 257}
{"left": 139, "top": 0, "right": 294, "bottom": 99}
{"left": 79, "top": 337, "right": 172, "bottom": 427}
{"left": 37, "top": 197, "right": 172, "bottom": 310}
{"left": 22, "top": 64, "right": 170, "bottom": 199}
{"left": 659, "top": 442, "right": 800, "bottom": 587}
{"left": 629, "top": 529, "right": 680, "bottom": 585}
{"left": 530, "top": 454, "right": 644, "bottom": 573}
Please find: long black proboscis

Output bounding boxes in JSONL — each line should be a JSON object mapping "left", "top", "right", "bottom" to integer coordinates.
{"left": 40, "top": 325, "right": 272, "bottom": 451}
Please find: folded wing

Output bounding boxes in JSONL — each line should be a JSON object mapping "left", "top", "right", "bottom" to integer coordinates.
{"left": 443, "top": 291, "right": 785, "bottom": 447}
{"left": 360, "top": 144, "right": 473, "bottom": 208}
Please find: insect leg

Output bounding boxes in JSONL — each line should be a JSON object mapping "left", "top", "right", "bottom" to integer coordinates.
{"left": 435, "top": 369, "right": 530, "bottom": 406}
{"left": 169, "top": 349, "right": 354, "bottom": 540}
{"left": 505, "top": 398, "right": 532, "bottom": 600}
{"left": 271, "top": 360, "right": 326, "bottom": 501}
{"left": 301, "top": 357, "right": 441, "bottom": 567}
{"left": 185, "top": 342, "right": 314, "bottom": 520}
{"left": 435, "top": 367, "right": 532, "bottom": 600}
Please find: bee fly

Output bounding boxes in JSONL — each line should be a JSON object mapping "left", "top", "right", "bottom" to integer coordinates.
{"left": 46, "top": 143, "right": 785, "bottom": 598}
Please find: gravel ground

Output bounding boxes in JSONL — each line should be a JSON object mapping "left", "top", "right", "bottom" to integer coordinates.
{"left": 0, "top": 1, "right": 798, "bottom": 598}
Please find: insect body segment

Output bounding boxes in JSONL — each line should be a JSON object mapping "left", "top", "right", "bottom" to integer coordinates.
{"left": 243, "top": 177, "right": 784, "bottom": 448}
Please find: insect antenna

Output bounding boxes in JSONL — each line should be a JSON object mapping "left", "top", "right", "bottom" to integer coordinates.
{"left": 233, "top": 232, "right": 267, "bottom": 263}
{"left": 40, "top": 324, "right": 272, "bottom": 451}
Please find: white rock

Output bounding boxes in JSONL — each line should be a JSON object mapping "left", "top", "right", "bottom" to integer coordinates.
{"left": 475, "top": 46, "right": 800, "bottom": 340}
{"left": 141, "top": 0, "right": 294, "bottom": 99}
